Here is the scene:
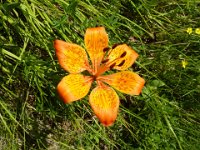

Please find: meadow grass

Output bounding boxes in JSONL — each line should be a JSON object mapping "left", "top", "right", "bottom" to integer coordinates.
{"left": 0, "top": 0, "right": 200, "bottom": 149}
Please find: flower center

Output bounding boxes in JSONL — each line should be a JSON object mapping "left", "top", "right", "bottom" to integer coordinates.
{"left": 94, "top": 47, "right": 127, "bottom": 77}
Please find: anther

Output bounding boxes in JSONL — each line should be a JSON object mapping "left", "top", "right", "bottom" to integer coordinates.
{"left": 109, "top": 63, "right": 116, "bottom": 70}
{"left": 120, "top": 51, "right": 127, "bottom": 58}
{"left": 117, "top": 60, "right": 125, "bottom": 67}
{"left": 112, "top": 43, "right": 121, "bottom": 49}
{"left": 101, "top": 59, "right": 109, "bottom": 64}
{"left": 103, "top": 47, "right": 110, "bottom": 52}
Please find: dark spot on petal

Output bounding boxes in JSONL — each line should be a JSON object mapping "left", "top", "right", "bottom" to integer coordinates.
{"left": 120, "top": 51, "right": 127, "bottom": 58}
{"left": 109, "top": 63, "right": 116, "bottom": 70}
{"left": 118, "top": 60, "right": 125, "bottom": 67}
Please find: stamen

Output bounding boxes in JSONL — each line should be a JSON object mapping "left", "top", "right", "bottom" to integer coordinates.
{"left": 109, "top": 63, "right": 116, "bottom": 70}
{"left": 112, "top": 43, "right": 121, "bottom": 49}
{"left": 96, "top": 55, "right": 123, "bottom": 76}
{"left": 103, "top": 47, "right": 110, "bottom": 52}
{"left": 96, "top": 48, "right": 126, "bottom": 76}
{"left": 85, "top": 76, "right": 94, "bottom": 83}
{"left": 120, "top": 51, "right": 127, "bottom": 58}
{"left": 101, "top": 58, "right": 109, "bottom": 64}
{"left": 97, "top": 76, "right": 113, "bottom": 83}
{"left": 117, "top": 60, "right": 125, "bottom": 66}
{"left": 96, "top": 80, "right": 104, "bottom": 87}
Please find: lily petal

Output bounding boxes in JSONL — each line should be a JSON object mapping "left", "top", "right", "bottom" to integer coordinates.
{"left": 99, "top": 71, "right": 145, "bottom": 95}
{"left": 54, "top": 40, "right": 89, "bottom": 73}
{"left": 57, "top": 74, "right": 93, "bottom": 103}
{"left": 84, "top": 27, "right": 108, "bottom": 73}
{"left": 89, "top": 83, "right": 119, "bottom": 126}
{"left": 107, "top": 44, "right": 138, "bottom": 70}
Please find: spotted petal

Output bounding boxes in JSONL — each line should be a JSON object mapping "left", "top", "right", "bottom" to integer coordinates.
{"left": 84, "top": 27, "right": 108, "bottom": 73}
{"left": 57, "top": 74, "right": 93, "bottom": 103}
{"left": 54, "top": 40, "right": 89, "bottom": 73}
{"left": 89, "top": 83, "right": 119, "bottom": 126}
{"left": 99, "top": 71, "right": 145, "bottom": 95}
{"left": 107, "top": 44, "right": 138, "bottom": 70}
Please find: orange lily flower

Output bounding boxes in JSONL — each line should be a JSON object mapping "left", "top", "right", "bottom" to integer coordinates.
{"left": 54, "top": 27, "right": 145, "bottom": 126}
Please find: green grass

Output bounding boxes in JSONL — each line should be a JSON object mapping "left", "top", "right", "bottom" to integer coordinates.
{"left": 0, "top": 0, "right": 200, "bottom": 149}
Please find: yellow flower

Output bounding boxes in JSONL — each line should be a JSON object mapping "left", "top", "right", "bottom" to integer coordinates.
{"left": 54, "top": 27, "right": 145, "bottom": 126}
{"left": 186, "top": 27, "right": 192, "bottom": 34}
{"left": 195, "top": 28, "right": 200, "bottom": 34}
{"left": 182, "top": 60, "right": 188, "bottom": 69}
